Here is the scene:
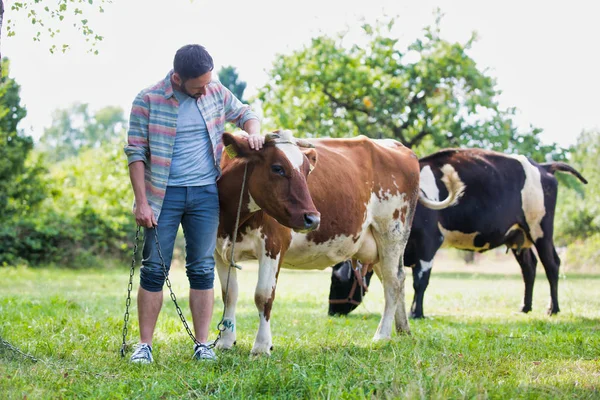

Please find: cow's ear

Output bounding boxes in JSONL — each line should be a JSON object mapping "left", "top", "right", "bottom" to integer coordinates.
{"left": 222, "top": 132, "right": 257, "bottom": 160}
{"left": 302, "top": 148, "right": 318, "bottom": 172}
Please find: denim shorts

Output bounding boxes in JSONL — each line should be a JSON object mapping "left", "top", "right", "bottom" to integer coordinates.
{"left": 140, "top": 185, "right": 219, "bottom": 291}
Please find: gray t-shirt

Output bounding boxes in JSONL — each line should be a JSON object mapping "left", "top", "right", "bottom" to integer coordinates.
{"left": 168, "top": 90, "right": 219, "bottom": 186}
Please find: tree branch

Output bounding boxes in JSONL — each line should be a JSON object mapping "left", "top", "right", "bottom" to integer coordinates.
{"left": 407, "top": 129, "right": 430, "bottom": 148}
{"left": 388, "top": 121, "right": 407, "bottom": 144}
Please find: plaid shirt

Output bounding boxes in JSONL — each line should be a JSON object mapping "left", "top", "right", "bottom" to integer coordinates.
{"left": 124, "top": 71, "right": 259, "bottom": 217}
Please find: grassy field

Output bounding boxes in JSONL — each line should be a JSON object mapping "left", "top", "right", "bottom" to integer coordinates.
{"left": 1, "top": 253, "right": 599, "bottom": 399}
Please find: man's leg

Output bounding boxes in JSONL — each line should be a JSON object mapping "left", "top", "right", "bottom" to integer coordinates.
{"left": 137, "top": 288, "right": 163, "bottom": 346}
{"left": 138, "top": 187, "right": 185, "bottom": 346}
{"left": 181, "top": 184, "right": 220, "bottom": 343}
{"left": 189, "top": 288, "right": 214, "bottom": 343}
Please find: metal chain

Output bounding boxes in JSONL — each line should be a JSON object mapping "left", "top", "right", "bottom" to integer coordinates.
{"left": 1, "top": 336, "right": 41, "bottom": 363}
{"left": 120, "top": 226, "right": 140, "bottom": 357}
{"left": 1, "top": 336, "right": 119, "bottom": 378}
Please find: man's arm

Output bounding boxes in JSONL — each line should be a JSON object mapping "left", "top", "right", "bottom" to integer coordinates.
{"left": 218, "top": 82, "right": 264, "bottom": 150}
{"left": 124, "top": 93, "right": 157, "bottom": 228}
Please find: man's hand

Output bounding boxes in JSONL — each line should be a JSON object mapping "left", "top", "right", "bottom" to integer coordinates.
{"left": 135, "top": 202, "right": 157, "bottom": 228}
{"left": 247, "top": 133, "right": 265, "bottom": 150}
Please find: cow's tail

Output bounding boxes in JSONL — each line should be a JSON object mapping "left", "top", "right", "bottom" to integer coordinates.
{"left": 540, "top": 162, "right": 588, "bottom": 184}
{"left": 418, "top": 164, "right": 466, "bottom": 210}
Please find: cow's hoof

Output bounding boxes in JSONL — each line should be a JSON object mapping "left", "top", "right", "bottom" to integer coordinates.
{"left": 250, "top": 342, "right": 272, "bottom": 356}
{"left": 520, "top": 306, "right": 532, "bottom": 313}
{"left": 410, "top": 313, "right": 425, "bottom": 319}
{"left": 215, "top": 337, "right": 236, "bottom": 350}
{"left": 547, "top": 308, "right": 559, "bottom": 316}
{"left": 372, "top": 334, "right": 391, "bottom": 342}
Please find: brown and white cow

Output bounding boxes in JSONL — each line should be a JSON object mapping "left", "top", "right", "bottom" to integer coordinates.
{"left": 328, "top": 148, "right": 588, "bottom": 318}
{"left": 215, "top": 130, "right": 464, "bottom": 355}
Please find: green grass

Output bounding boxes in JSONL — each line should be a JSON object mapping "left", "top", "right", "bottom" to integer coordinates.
{"left": 1, "top": 263, "right": 599, "bottom": 399}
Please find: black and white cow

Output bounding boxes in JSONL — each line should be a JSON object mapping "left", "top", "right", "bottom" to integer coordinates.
{"left": 328, "top": 148, "right": 587, "bottom": 318}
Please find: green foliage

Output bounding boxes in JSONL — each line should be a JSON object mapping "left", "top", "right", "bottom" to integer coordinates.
{"left": 38, "top": 103, "right": 126, "bottom": 162}
{"left": 258, "top": 14, "right": 565, "bottom": 161}
{"left": 41, "top": 138, "right": 134, "bottom": 264}
{"left": 43, "top": 138, "right": 133, "bottom": 239}
{"left": 218, "top": 65, "right": 247, "bottom": 102}
{"left": 1, "top": 266, "right": 599, "bottom": 398}
{"left": 554, "top": 131, "right": 600, "bottom": 266}
{"left": 5, "top": 0, "right": 108, "bottom": 54}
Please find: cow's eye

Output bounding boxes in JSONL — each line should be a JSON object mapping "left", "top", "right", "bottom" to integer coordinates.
{"left": 271, "top": 165, "right": 286, "bottom": 176}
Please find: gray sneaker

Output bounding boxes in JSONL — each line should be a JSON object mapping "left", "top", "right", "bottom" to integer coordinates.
{"left": 130, "top": 343, "right": 153, "bottom": 364}
{"left": 193, "top": 343, "right": 217, "bottom": 361}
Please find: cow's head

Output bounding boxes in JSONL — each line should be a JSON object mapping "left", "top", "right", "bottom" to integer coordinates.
{"left": 222, "top": 129, "right": 320, "bottom": 233}
{"left": 328, "top": 260, "right": 374, "bottom": 316}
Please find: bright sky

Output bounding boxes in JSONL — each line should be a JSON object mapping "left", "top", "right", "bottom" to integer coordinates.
{"left": 3, "top": 0, "right": 599, "bottom": 149}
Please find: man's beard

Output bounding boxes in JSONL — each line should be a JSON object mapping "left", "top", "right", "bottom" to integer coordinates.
{"left": 180, "top": 80, "right": 202, "bottom": 99}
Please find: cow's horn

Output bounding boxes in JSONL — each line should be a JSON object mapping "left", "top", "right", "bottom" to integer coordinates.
{"left": 264, "top": 132, "right": 280, "bottom": 143}
{"left": 296, "top": 138, "right": 315, "bottom": 148}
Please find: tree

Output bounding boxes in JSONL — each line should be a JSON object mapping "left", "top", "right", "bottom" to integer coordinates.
{"left": 39, "top": 103, "right": 126, "bottom": 162}
{"left": 257, "top": 14, "right": 565, "bottom": 161}
{"left": 218, "top": 65, "right": 247, "bottom": 102}
{"left": 0, "top": 58, "right": 46, "bottom": 220}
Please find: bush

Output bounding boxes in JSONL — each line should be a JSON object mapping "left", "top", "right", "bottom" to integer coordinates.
{"left": 1, "top": 139, "right": 137, "bottom": 267}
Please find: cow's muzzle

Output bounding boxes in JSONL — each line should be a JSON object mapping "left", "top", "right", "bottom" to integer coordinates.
{"left": 295, "top": 213, "right": 320, "bottom": 233}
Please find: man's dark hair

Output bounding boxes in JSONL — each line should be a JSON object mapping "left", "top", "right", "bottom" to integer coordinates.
{"left": 173, "top": 44, "right": 214, "bottom": 80}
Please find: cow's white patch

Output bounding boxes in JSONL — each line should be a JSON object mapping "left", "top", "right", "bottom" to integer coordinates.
{"left": 438, "top": 223, "right": 490, "bottom": 251}
{"left": 247, "top": 193, "right": 261, "bottom": 212}
{"left": 509, "top": 155, "right": 546, "bottom": 242}
{"left": 420, "top": 165, "right": 439, "bottom": 201}
{"left": 275, "top": 130, "right": 304, "bottom": 171}
{"left": 277, "top": 143, "right": 304, "bottom": 171}
{"left": 216, "top": 227, "right": 264, "bottom": 265}
{"left": 418, "top": 259, "right": 433, "bottom": 280}
{"left": 284, "top": 232, "right": 365, "bottom": 269}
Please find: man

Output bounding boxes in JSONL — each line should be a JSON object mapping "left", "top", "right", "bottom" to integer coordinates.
{"left": 124, "top": 44, "right": 264, "bottom": 363}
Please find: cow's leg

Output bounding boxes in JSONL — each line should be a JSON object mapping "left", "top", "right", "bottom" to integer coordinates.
{"left": 410, "top": 259, "right": 433, "bottom": 319}
{"left": 535, "top": 239, "right": 561, "bottom": 315}
{"left": 214, "top": 256, "right": 238, "bottom": 349}
{"left": 512, "top": 248, "right": 538, "bottom": 313}
{"left": 251, "top": 255, "right": 280, "bottom": 355}
{"left": 374, "top": 241, "right": 410, "bottom": 340}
